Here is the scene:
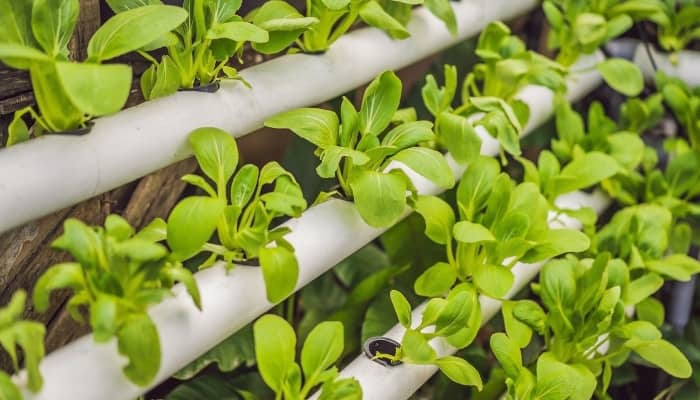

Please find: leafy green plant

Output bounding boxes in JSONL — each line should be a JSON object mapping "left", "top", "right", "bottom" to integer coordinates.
{"left": 106, "top": 0, "right": 316, "bottom": 100}
{"left": 420, "top": 64, "right": 525, "bottom": 164}
{"left": 462, "top": 22, "right": 567, "bottom": 106}
{"left": 0, "top": 291, "right": 45, "bottom": 400}
{"left": 265, "top": 70, "right": 455, "bottom": 228}
{"left": 283, "top": 0, "right": 457, "bottom": 53}
{"left": 33, "top": 215, "right": 201, "bottom": 386}
{"left": 166, "top": 127, "right": 307, "bottom": 303}
{"left": 609, "top": 0, "right": 700, "bottom": 59}
{"left": 0, "top": 1, "right": 187, "bottom": 144}
{"left": 377, "top": 288, "right": 483, "bottom": 388}
{"left": 253, "top": 314, "right": 362, "bottom": 399}
{"left": 492, "top": 253, "right": 693, "bottom": 399}
{"left": 542, "top": 0, "right": 634, "bottom": 66}
{"left": 412, "top": 156, "right": 590, "bottom": 301}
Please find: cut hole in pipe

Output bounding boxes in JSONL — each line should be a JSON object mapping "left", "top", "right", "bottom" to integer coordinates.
{"left": 54, "top": 121, "right": 95, "bottom": 137}
{"left": 179, "top": 82, "right": 221, "bottom": 93}
{"left": 363, "top": 336, "right": 402, "bottom": 367}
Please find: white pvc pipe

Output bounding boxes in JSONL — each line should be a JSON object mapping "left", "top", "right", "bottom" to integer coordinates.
{"left": 632, "top": 42, "right": 700, "bottom": 86}
{"left": 0, "top": 0, "right": 537, "bottom": 235}
{"left": 320, "top": 190, "right": 611, "bottom": 400}
{"left": 15, "top": 55, "right": 602, "bottom": 400}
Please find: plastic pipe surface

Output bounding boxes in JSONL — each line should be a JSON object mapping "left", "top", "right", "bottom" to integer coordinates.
{"left": 17, "top": 53, "right": 601, "bottom": 400}
{"left": 0, "top": 0, "right": 538, "bottom": 235}
{"left": 318, "top": 190, "right": 611, "bottom": 400}
{"left": 632, "top": 42, "right": 700, "bottom": 86}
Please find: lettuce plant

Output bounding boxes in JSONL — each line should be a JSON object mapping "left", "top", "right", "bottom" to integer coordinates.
{"left": 33, "top": 215, "right": 201, "bottom": 386}
{"left": 0, "top": 291, "right": 45, "bottom": 399}
{"left": 379, "top": 288, "right": 484, "bottom": 388}
{"left": 253, "top": 314, "right": 362, "bottom": 399}
{"left": 107, "top": 0, "right": 316, "bottom": 100}
{"left": 265, "top": 71, "right": 455, "bottom": 228}
{"left": 420, "top": 64, "right": 524, "bottom": 164}
{"left": 462, "top": 22, "right": 567, "bottom": 107}
{"left": 166, "top": 127, "right": 307, "bottom": 303}
{"left": 492, "top": 253, "right": 693, "bottom": 399}
{"left": 412, "top": 156, "right": 590, "bottom": 300}
{"left": 0, "top": 1, "right": 187, "bottom": 144}
{"left": 277, "top": 0, "right": 456, "bottom": 53}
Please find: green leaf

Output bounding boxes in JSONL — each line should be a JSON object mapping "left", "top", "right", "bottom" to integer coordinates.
{"left": 522, "top": 229, "right": 590, "bottom": 263}
{"left": 625, "top": 273, "right": 664, "bottom": 305}
{"left": 574, "top": 13, "right": 607, "bottom": 46}
{"left": 88, "top": 5, "right": 188, "bottom": 62}
{"left": 539, "top": 259, "right": 576, "bottom": 310}
{"left": 424, "top": 0, "right": 457, "bottom": 36}
{"left": 401, "top": 329, "right": 436, "bottom": 363}
{"left": 0, "top": 0, "right": 34, "bottom": 50}
{"left": 389, "top": 290, "right": 412, "bottom": 328}
{"left": 117, "top": 313, "right": 161, "bottom": 386}
{"left": 453, "top": 221, "right": 495, "bottom": 243}
{"left": 413, "top": 195, "right": 455, "bottom": 245}
{"left": 635, "top": 297, "right": 664, "bottom": 327}
{"left": 317, "top": 146, "right": 370, "bottom": 179}
{"left": 358, "top": 1, "right": 410, "bottom": 40}
{"left": 254, "top": 315, "right": 296, "bottom": 394}
{"left": 301, "top": 321, "right": 343, "bottom": 381}
{"left": 456, "top": 157, "right": 500, "bottom": 219}
{"left": 265, "top": 108, "right": 339, "bottom": 149}
{"left": 473, "top": 264, "right": 514, "bottom": 298}
{"left": 348, "top": 170, "right": 407, "bottom": 228}
{"left": 390, "top": 147, "right": 455, "bottom": 189}
{"left": 624, "top": 338, "right": 692, "bottom": 378}
{"left": 164, "top": 266, "right": 202, "bottom": 309}
{"left": 414, "top": 262, "right": 456, "bottom": 297}
{"left": 435, "top": 290, "right": 473, "bottom": 336}
{"left": 596, "top": 58, "right": 644, "bottom": 97}
{"left": 490, "top": 333, "right": 522, "bottom": 378}
{"left": 31, "top": 0, "right": 79, "bottom": 57}
{"left": 359, "top": 70, "right": 402, "bottom": 136}
{"left": 535, "top": 353, "right": 596, "bottom": 400}
{"left": 382, "top": 121, "right": 434, "bottom": 149}
{"left": 188, "top": 127, "right": 239, "bottom": 187}
{"left": 437, "top": 112, "right": 482, "bottom": 164}
{"left": 502, "top": 301, "right": 532, "bottom": 348}
{"left": 250, "top": 1, "right": 317, "bottom": 54}
{"left": 230, "top": 164, "right": 259, "bottom": 209}
{"left": 259, "top": 246, "right": 299, "bottom": 304}
{"left": 33, "top": 262, "right": 84, "bottom": 312}
{"left": 552, "top": 151, "right": 621, "bottom": 196}
{"left": 174, "top": 325, "right": 255, "bottom": 379}
{"left": 206, "top": 21, "right": 268, "bottom": 43}
{"left": 90, "top": 295, "right": 118, "bottom": 342}
{"left": 436, "top": 356, "right": 483, "bottom": 389}
{"left": 167, "top": 196, "right": 226, "bottom": 260}
{"left": 55, "top": 62, "right": 132, "bottom": 116}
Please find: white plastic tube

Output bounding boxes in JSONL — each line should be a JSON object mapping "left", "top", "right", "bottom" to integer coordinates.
{"left": 16, "top": 54, "right": 602, "bottom": 400}
{"left": 319, "top": 190, "right": 611, "bottom": 400}
{"left": 632, "top": 42, "right": 700, "bottom": 86}
{"left": 0, "top": 0, "right": 538, "bottom": 235}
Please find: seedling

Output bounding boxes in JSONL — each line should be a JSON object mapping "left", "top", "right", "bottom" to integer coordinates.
{"left": 656, "top": 71, "right": 700, "bottom": 151}
{"left": 376, "top": 288, "right": 484, "bottom": 388}
{"left": 166, "top": 127, "right": 307, "bottom": 303}
{"left": 412, "top": 156, "right": 590, "bottom": 300}
{"left": 0, "top": 291, "right": 45, "bottom": 399}
{"left": 493, "top": 253, "right": 693, "bottom": 399}
{"left": 253, "top": 314, "right": 362, "bottom": 399}
{"left": 266, "top": 71, "right": 455, "bottom": 228}
{"left": 33, "top": 215, "right": 201, "bottom": 386}
{"left": 288, "top": 0, "right": 457, "bottom": 53}
{"left": 0, "top": 1, "right": 187, "bottom": 144}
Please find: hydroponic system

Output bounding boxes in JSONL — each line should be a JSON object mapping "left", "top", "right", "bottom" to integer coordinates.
{"left": 1, "top": 0, "right": 700, "bottom": 399}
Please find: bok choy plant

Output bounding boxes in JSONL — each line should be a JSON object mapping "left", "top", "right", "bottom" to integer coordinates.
{"left": 265, "top": 70, "right": 455, "bottom": 228}
{"left": 270, "top": 0, "right": 457, "bottom": 53}
{"left": 253, "top": 314, "right": 362, "bottom": 399}
{"left": 106, "top": 0, "right": 317, "bottom": 100}
{"left": 420, "top": 64, "right": 524, "bottom": 164}
{"left": 33, "top": 215, "right": 201, "bottom": 386}
{"left": 412, "top": 156, "right": 590, "bottom": 301}
{"left": 0, "top": 1, "right": 187, "bottom": 144}
{"left": 166, "top": 127, "right": 307, "bottom": 303}
{"left": 0, "top": 291, "right": 45, "bottom": 399}
{"left": 492, "top": 253, "right": 693, "bottom": 400}
{"left": 378, "top": 288, "right": 484, "bottom": 388}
